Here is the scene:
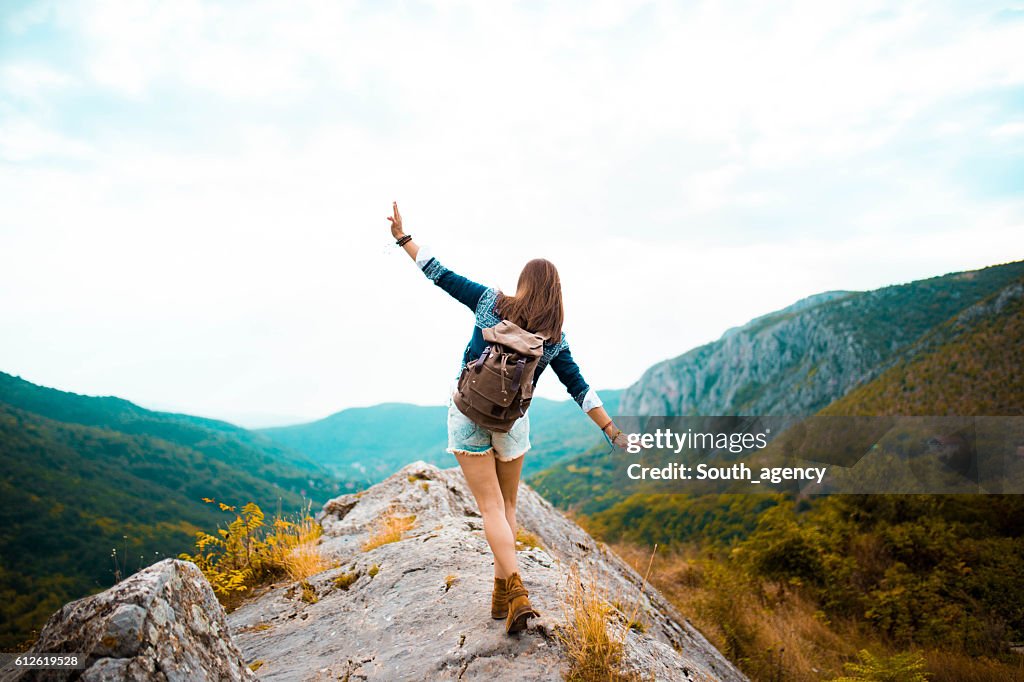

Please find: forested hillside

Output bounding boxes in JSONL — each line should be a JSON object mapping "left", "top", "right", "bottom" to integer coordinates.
{"left": 0, "top": 373, "right": 344, "bottom": 650}
{"left": 532, "top": 263, "right": 1024, "bottom": 680}
{"left": 822, "top": 279, "right": 1024, "bottom": 417}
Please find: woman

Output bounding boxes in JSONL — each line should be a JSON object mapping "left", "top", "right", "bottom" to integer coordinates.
{"left": 387, "top": 201, "right": 629, "bottom": 634}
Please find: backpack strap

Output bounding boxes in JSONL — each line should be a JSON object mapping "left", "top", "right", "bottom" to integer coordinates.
{"left": 509, "top": 358, "right": 527, "bottom": 393}
{"left": 474, "top": 346, "right": 491, "bottom": 372}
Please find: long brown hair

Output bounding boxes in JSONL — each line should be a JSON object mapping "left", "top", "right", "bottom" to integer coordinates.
{"left": 496, "top": 258, "right": 564, "bottom": 342}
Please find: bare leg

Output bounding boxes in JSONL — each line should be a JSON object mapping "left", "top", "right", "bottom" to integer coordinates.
{"left": 455, "top": 452, "right": 518, "bottom": 580}
{"left": 495, "top": 455, "right": 525, "bottom": 545}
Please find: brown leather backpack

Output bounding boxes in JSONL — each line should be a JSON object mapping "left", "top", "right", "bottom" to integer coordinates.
{"left": 453, "top": 320, "right": 546, "bottom": 432}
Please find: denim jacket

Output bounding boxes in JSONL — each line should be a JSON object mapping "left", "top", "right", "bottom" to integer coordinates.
{"left": 415, "top": 246, "right": 602, "bottom": 412}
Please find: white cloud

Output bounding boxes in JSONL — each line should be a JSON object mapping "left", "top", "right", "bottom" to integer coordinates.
{"left": 993, "top": 121, "right": 1024, "bottom": 137}
{"left": 1, "top": 62, "right": 74, "bottom": 92}
{"left": 1, "top": 0, "right": 1023, "bottom": 422}
{"left": 0, "top": 118, "right": 93, "bottom": 161}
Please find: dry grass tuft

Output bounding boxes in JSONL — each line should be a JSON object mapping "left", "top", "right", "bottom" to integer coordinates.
{"left": 515, "top": 527, "right": 544, "bottom": 551}
{"left": 614, "top": 542, "right": 844, "bottom": 681}
{"left": 299, "top": 580, "right": 318, "bottom": 604}
{"left": 272, "top": 510, "right": 330, "bottom": 582}
{"left": 557, "top": 564, "right": 640, "bottom": 682}
{"left": 362, "top": 510, "right": 417, "bottom": 551}
{"left": 333, "top": 570, "right": 360, "bottom": 591}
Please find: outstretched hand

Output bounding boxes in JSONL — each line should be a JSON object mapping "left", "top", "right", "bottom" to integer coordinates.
{"left": 387, "top": 201, "right": 404, "bottom": 239}
{"left": 611, "top": 431, "right": 631, "bottom": 451}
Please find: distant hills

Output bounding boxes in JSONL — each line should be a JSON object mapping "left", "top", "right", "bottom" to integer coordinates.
{"left": 0, "top": 372, "right": 344, "bottom": 499}
{"left": 258, "top": 390, "right": 622, "bottom": 481}
{"left": 533, "top": 259, "right": 1024, "bottom": 512}
{"left": 0, "top": 372, "right": 345, "bottom": 649}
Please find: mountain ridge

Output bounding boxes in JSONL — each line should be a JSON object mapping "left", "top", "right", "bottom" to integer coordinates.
{"left": 618, "top": 259, "right": 1024, "bottom": 417}
{"left": 0, "top": 371, "right": 335, "bottom": 489}
{"left": 534, "top": 259, "right": 1024, "bottom": 514}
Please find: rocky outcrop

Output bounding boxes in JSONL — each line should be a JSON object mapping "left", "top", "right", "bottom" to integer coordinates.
{"left": 228, "top": 461, "right": 746, "bottom": 681}
{"left": 1, "top": 559, "right": 254, "bottom": 682}
{"left": 619, "top": 261, "right": 1024, "bottom": 416}
{"left": 5, "top": 462, "right": 744, "bottom": 681}
{"left": 619, "top": 290, "right": 878, "bottom": 416}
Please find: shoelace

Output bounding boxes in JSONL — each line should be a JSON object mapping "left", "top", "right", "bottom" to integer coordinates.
{"left": 506, "top": 584, "right": 529, "bottom": 600}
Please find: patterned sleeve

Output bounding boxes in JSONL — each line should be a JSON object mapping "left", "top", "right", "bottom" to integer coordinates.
{"left": 414, "top": 245, "right": 488, "bottom": 312}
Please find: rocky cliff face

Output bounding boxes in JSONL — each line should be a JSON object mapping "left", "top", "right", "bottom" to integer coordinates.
{"left": 618, "top": 261, "right": 1024, "bottom": 417}
{"left": 4, "top": 462, "right": 745, "bottom": 682}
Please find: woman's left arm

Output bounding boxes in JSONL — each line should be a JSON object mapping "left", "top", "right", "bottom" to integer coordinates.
{"left": 549, "top": 343, "right": 629, "bottom": 449}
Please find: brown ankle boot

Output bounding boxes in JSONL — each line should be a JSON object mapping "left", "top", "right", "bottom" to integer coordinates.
{"left": 491, "top": 577, "right": 508, "bottom": 619}
{"left": 504, "top": 572, "right": 540, "bottom": 634}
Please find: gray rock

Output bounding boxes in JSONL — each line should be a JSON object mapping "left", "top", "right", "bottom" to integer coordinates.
{"left": 229, "top": 461, "right": 746, "bottom": 681}
{"left": 1, "top": 559, "right": 255, "bottom": 682}
{"left": 2, "top": 462, "right": 745, "bottom": 681}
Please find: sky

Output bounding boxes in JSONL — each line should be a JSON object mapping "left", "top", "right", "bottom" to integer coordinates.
{"left": 1, "top": 0, "right": 1023, "bottom": 427}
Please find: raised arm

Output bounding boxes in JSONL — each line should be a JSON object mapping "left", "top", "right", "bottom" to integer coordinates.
{"left": 389, "top": 201, "right": 420, "bottom": 260}
{"left": 388, "top": 201, "right": 487, "bottom": 311}
{"left": 549, "top": 340, "right": 629, "bottom": 449}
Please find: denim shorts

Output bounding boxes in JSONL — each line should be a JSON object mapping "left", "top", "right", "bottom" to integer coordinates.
{"left": 446, "top": 393, "right": 531, "bottom": 462}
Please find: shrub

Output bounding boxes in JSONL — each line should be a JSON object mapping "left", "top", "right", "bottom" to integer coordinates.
{"left": 178, "top": 498, "right": 328, "bottom": 608}
{"left": 831, "top": 649, "right": 929, "bottom": 682}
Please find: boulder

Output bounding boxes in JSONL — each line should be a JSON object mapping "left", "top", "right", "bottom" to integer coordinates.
{"left": 1, "top": 559, "right": 254, "bottom": 682}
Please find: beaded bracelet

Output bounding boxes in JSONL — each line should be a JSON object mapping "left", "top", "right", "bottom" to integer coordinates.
{"left": 396, "top": 234, "right": 413, "bottom": 247}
